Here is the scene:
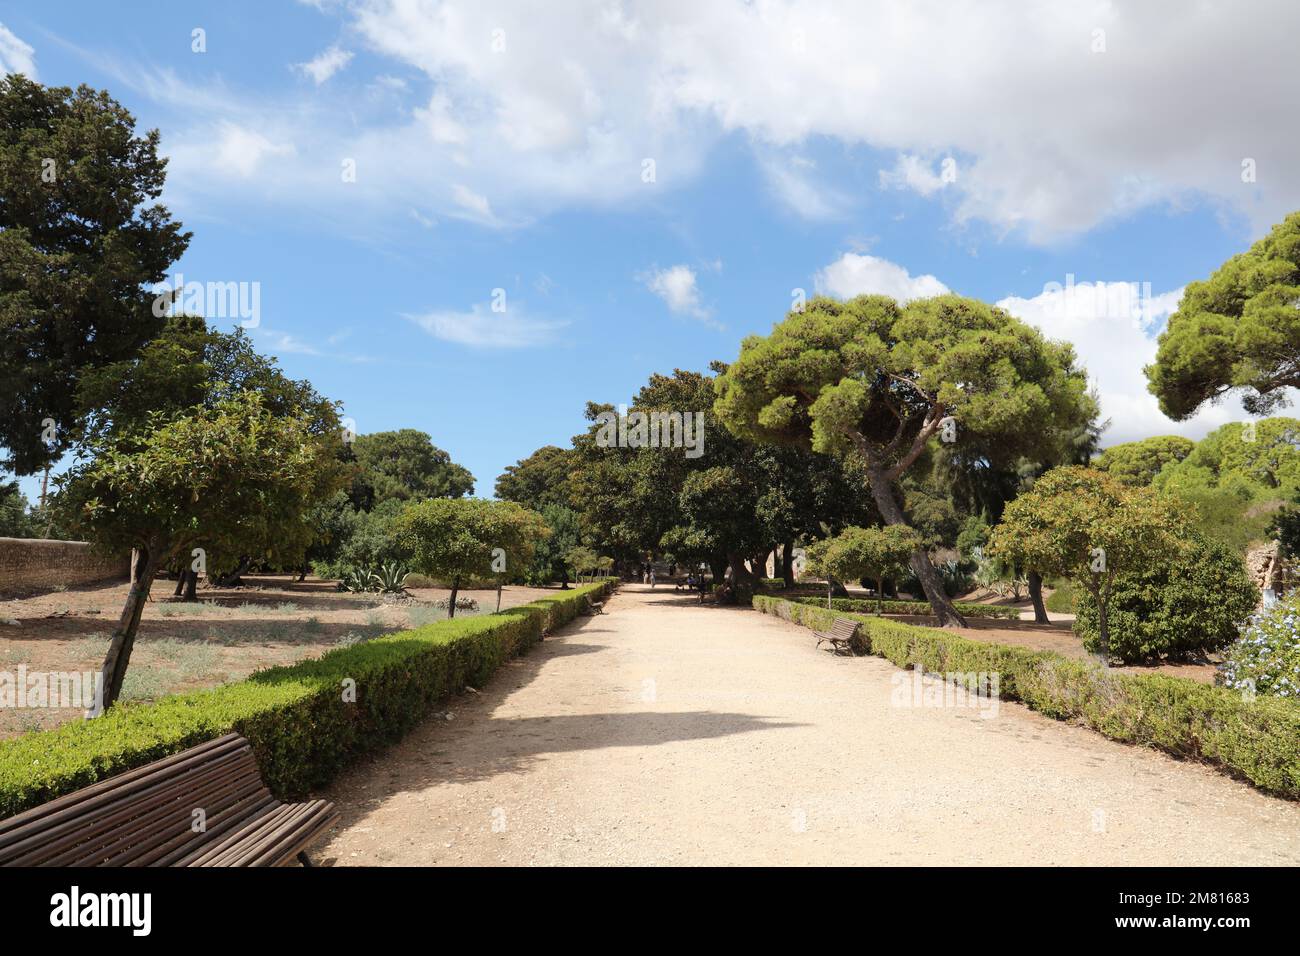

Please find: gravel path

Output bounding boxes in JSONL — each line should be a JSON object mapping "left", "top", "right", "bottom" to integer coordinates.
{"left": 320, "top": 585, "right": 1300, "bottom": 866}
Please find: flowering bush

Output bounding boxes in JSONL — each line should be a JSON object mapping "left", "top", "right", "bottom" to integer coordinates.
{"left": 1217, "top": 595, "right": 1300, "bottom": 699}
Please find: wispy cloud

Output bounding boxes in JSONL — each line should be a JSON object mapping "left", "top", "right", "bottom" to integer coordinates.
{"left": 404, "top": 304, "right": 567, "bottom": 349}
{"left": 0, "top": 23, "right": 37, "bottom": 77}
{"left": 294, "top": 45, "right": 353, "bottom": 85}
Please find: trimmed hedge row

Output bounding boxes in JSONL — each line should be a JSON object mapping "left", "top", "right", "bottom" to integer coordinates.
{"left": 0, "top": 581, "right": 614, "bottom": 819}
{"left": 756, "top": 595, "right": 1300, "bottom": 798}
{"left": 792, "top": 595, "right": 1021, "bottom": 620}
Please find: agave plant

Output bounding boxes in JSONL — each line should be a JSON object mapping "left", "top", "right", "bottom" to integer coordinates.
{"left": 372, "top": 562, "right": 410, "bottom": 594}
{"left": 338, "top": 567, "right": 378, "bottom": 593}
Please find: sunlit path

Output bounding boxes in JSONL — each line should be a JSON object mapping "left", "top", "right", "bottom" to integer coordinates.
{"left": 322, "top": 585, "right": 1300, "bottom": 866}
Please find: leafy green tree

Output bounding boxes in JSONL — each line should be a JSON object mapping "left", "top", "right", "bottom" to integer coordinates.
{"left": 1147, "top": 212, "right": 1300, "bottom": 419}
{"left": 1092, "top": 435, "right": 1194, "bottom": 486}
{"left": 391, "top": 498, "right": 549, "bottom": 618}
{"left": 805, "top": 525, "right": 920, "bottom": 614}
{"left": 1152, "top": 418, "right": 1298, "bottom": 553}
{"left": 1073, "top": 529, "right": 1255, "bottom": 662}
{"left": 988, "top": 467, "right": 1182, "bottom": 662}
{"left": 0, "top": 480, "right": 37, "bottom": 537}
{"left": 351, "top": 429, "right": 474, "bottom": 505}
{"left": 54, "top": 393, "right": 346, "bottom": 708}
{"left": 714, "top": 293, "right": 1093, "bottom": 626}
{"left": 74, "top": 315, "right": 345, "bottom": 593}
{"left": 495, "top": 445, "right": 576, "bottom": 511}
{"left": 0, "top": 76, "right": 190, "bottom": 474}
{"left": 528, "top": 504, "right": 582, "bottom": 587}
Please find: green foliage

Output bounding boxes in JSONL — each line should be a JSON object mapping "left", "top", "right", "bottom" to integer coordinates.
{"left": 351, "top": 429, "right": 474, "bottom": 504}
{"left": 55, "top": 392, "right": 345, "bottom": 575}
{"left": 755, "top": 596, "right": 1300, "bottom": 798}
{"left": 0, "top": 582, "right": 614, "bottom": 818}
{"left": 1146, "top": 211, "right": 1300, "bottom": 420}
{"left": 1044, "top": 578, "right": 1079, "bottom": 613}
{"left": 495, "top": 445, "right": 576, "bottom": 511}
{"left": 713, "top": 293, "right": 1094, "bottom": 475}
{"left": 1073, "top": 531, "right": 1257, "bottom": 662}
{"left": 805, "top": 525, "right": 919, "bottom": 611}
{"left": 0, "top": 76, "right": 190, "bottom": 474}
{"left": 0, "top": 480, "right": 37, "bottom": 537}
{"left": 1218, "top": 594, "right": 1300, "bottom": 699}
{"left": 714, "top": 293, "right": 1095, "bottom": 620}
{"left": 1093, "top": 435, "right": 1194, "bottom": 485}
{"left": 526, "top": 504, "right": 582, "bottom": 585}
{"left": 392, "top": 498, "right": 549, "bottom": 592}
{"left": 988, "top": 466, "right": 1183, "bottom": 657}
{"left": 791, "top": 596, "right": 1019, "bottom": 619}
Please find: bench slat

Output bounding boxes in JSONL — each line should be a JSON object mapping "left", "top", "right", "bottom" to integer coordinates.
{"left": 0, "top": 733, "right": 337, "bottom": 868}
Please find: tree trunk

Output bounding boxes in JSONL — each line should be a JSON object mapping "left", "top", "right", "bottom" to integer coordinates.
{"left": 97, "top": 545, "right": 158, "bottom": 712}
{"left": 877, "top": 576, "right": 885, "bottom": 616}
{"left": 495, "top": 578, "right": 503, "bottom": 613}
{"left": 865, "top": 465, "right": 967, "bottom": 627}
{"left": 448, "top": 576, "right": 460, "bottom": 619}
{"left": 559, "top": 566, "right": 570, "bottom": 590}
{"left": 1027, "top": 570, "right": 1049, "bottom": 624}
{"left": 781, "top": 539, "right": 796, "bottom": 587}
{"left": 182, "top": 569, "right": 198, "bottom": 602}
{"left": 727, "top": 552, "right": 755, "bottom": 585}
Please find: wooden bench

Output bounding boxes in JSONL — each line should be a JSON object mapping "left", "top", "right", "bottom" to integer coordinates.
{"left": 815, "top": 617, "right": 861, "bottom": 655}
{"left": 0, "top": 733, "right": 338, "bottom": 867}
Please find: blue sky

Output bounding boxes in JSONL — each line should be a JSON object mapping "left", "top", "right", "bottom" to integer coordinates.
{"left": 4, "top": 1, "right": 1298, "bottom": 504}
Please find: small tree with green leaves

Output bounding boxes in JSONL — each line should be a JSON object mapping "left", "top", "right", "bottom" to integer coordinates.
{"left": 55, "top": 393, "right": 346, "bottom": 709}
{"left": 392, "top": 498, "right": 549, "bottom": 618}
{"left": 805, "top": 525, "right": 920, "bottom": 614}
{"left": 987, "top": 466, "right": 1182, "bottom": 663}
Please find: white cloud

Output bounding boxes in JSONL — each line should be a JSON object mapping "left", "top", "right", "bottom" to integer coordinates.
{"left": 641, "top": 264, "right": 711, "bottom": 321}
{"left": 207, "top": 122, "right": 295, "bottom": 178}
{"left": 0, "top": 23, "right": 36, "bottom": 78}
{"left": 879, "top": 154, "right": 952, "bottom": 197}
{"left": 294, "top": 45, "right": 353, "bottom": 84}
{"left": 815, "top": 253, "right": 948, "bottom": 303}
{"left": 114, "top": 2, "right": 1300, "bottom": 239}
{"left": 759, "top": 152, "right": 850, "bottom": 220}
{"left": 995, "top": 280, "right": 1246, "bottom": 446}
{"left": 405, "top": 304, "right": 566, "bottom": 349}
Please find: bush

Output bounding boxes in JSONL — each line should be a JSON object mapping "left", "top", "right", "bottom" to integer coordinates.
{"left": 0, "top": 581, "right": 614, "bottom": 819}
{"left": 1218, "top": 595, "right": 1300, "bottom": 699}
{"left": 755, "top": 595, "right": 1300, "bottom": 798}
{"left": 792, "top": 596, "right": 1020, "bottom": 619}
{"left": 1073, "top": 531, "right": 1257, "bottom": 662}
{"left": 1044, "top": 578, "right": 1078, "bottom": 613}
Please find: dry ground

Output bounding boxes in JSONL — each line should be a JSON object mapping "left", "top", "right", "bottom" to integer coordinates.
{"left": 319, "top": 584, "right": 1300, "bottom": 866}
{"left": 0, "top": 574, "right": 560, "bottom": 739}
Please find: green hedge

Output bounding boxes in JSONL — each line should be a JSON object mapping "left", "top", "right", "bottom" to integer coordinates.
{"left": 0, "top": 581, "right": 614, "bottom": 819}
{"left": 792, "top": 595, "right": 1021, "bottom": 620}
{"left": 755, "top": 595, "right": 1300, "bottom": 798}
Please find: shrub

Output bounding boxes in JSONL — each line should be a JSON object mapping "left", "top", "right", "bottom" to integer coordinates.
{"left": 792, "top": 596, "right": 1020, "bottom": 619}
{"left": 1044, "top": 578, "right": 1078, "bottom": 613}
{"left": 754, "top": 594, "right": 1300, "bottom": 798}
{"left": 0, "top": 581, "right": 614, "bottom": 819}
{"left": 1218, "top": 595, "right": 1300, "bottom": 699}
{"left": 1073, "top": 531, "right": 1257, "bottom": 662}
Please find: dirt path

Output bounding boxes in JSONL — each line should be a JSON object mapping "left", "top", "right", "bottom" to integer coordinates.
{"left": 320, "top": 585, "right": 1300, "bottom": 866}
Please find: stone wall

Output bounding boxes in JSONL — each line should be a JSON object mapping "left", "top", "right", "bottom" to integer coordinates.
{"left": 0, "top": 537, "right": 129, "bottom": 596}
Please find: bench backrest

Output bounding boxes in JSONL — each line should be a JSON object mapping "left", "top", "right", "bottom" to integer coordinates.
{"left": 831, "top": 618, "right": 860, "bottom": 639}
{"left": 0, "top": 733, "right": 274, "bottom": 866}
